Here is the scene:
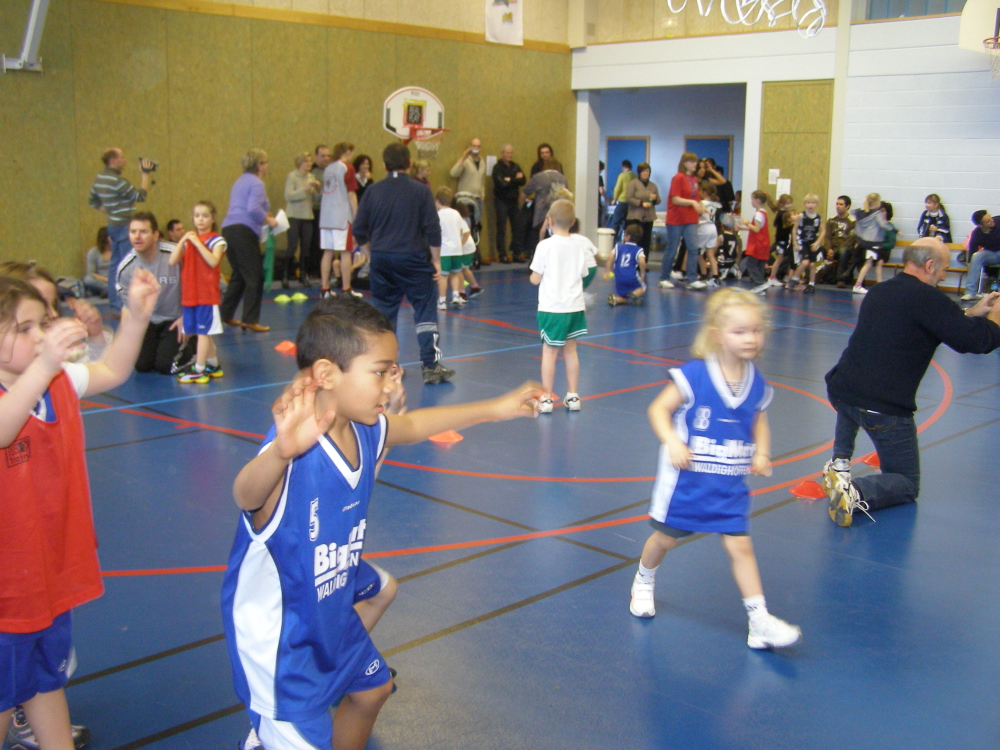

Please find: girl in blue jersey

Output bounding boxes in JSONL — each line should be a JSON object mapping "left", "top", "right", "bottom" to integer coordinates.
{"left": 629, "top": 289, "right": 801, "bottom": 650}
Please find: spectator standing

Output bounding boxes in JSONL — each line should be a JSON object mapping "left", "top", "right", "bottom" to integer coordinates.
{"left": 492, "top": 144, "right": 525, "bottom": 263}
{"left": 88, "top": 148, "right": 155, "bottom": 314}
{"left": 658, "top": 153, "right": 703, "bottom": 290}
{"left": 283, "top": 152, "right": 321, "bottom": 288}
{"left": 307, "top": 145, "right": 333, "bottom": 282}
{"left": 352, "top": 143, "right": 453, "bottom": 386}
{"left": 625, "top": 162, "right": 661, "bottom": 259}
{"left": 609, "top": 160, "right": 637, "bottom": 241}
{"left": 449, "top": 137, "right": 487, "bottom": 256}
{"left": 530, "top": 143, "right": 561, "bottom": 176}
{"left": 522, "top": 160, "right": 569, "bottom": 262}
{"left": 220, "top": 149, "right": 277, "bottom": 333}
{"left": 354, "top": 154, "right": 373, "bottom": 202}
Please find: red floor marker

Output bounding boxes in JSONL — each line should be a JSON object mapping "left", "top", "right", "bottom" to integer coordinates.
{"left": 862, "top": 452, "right": 880, "bottom": 467}
{"left": 429, "top": 430, "right": 463, "bottom": 444}
{"left": 791, "top": 480, "right": 826, "bottom": 499}
{"left": 274, "top": 341, "right": 297, "bottom": 355}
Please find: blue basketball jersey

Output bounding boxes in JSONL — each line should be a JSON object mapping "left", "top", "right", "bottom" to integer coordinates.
{"left": 221, "top": 415, "right": 387, "bottom": 722}
{"left": 613, "top": 242, "right": 645, "bottom": 295}
{"left": 649, "top": 357, "right": 772, "bottom": 534}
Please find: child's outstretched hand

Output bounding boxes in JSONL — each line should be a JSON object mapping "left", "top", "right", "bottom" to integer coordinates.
{"left": 386, "top": 365, "right": 407, "bottom": 416}
{"left": 665, "top": 437, "right": 692, "bottom": 470}
{"left": 272, "top": 376, "right": 336, "bottom": 461}
{"left": 751, "top": 452, "right": 772, "bottom": 477}
{"left": 126, "top": 268, "right": 161, "bottom": 321}
{"left": 65, "top": 297, "right": 104, "bottom": 338}
{"left": 40, "top": 318, "right": 88, "bottom": 372}
{"left": 494, "top": 381, "right": 546, "bottom": 420}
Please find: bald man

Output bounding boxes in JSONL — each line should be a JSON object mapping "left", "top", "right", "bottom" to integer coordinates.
{"left": 491, "top": 144, "right": 525, "bottom": 262}
{"left": 821, "top": 237, "right": 1000, "bottom": 526}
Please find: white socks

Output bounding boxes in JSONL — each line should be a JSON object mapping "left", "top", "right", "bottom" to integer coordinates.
{"left": 636, "top": 562, "right": 657, "bottom": 584}
{"left": 743, "top": 595, "right": 768, "bottom": 624}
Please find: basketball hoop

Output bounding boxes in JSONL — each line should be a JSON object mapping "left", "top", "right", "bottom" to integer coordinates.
{"left": 407, "top": 125, "right": 448, "bottom": 160}
{"left": 984, "top": 36, "right": 1000, "bottom": 80}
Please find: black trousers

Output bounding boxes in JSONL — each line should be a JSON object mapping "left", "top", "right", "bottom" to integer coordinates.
{"left": 284, "top": 218, "right": 313, "bottom": 281}
{"left": 220, "top": 223, "right": 264, "bottom": 325}
{"left": 135, "top": 320, "right": 195, "bottom": 375}
{"left": 493, "top": 198, "right": 521, "bottom": 260}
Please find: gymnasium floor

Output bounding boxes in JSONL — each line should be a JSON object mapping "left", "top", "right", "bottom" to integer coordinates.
{"left": 50, "top": 267, "right": 1000, "bottom": 750}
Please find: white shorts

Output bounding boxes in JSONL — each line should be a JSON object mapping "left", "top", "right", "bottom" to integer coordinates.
{"left": 320, "top": 228, "right": 348, "bottom": 252}
{"left": 696, "top": 225, "right": 718, "bottom": 252}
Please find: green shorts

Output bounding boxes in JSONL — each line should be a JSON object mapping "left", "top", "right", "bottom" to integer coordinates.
{"left": 440, "top": 255, "right": 464, "bottom": 274}
{"left": 537, "top": 310, "right": 587, "bottom": 347}
{"left": 461, "top": 253, "right": 474, "bottom": 269}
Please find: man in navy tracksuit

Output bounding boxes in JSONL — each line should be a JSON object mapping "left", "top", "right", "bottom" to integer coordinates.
{"left": 353, "top": 142, "right": 454, "bottom": 385}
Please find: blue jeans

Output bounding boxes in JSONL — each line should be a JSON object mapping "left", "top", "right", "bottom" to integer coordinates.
{"left": 964, "top": 248, "right": 1000, "bottom": 295}
{"left": 106, "top": 224, "right": 131, "bottom": 313}
{"left": 609, "top": 202, "right": 628, "bottom": 242}
{"left": 831, "top": 398, "right": 920, "bottom": 512}
{"left": 662, "top": 223, "right": 700, "bottom": 283}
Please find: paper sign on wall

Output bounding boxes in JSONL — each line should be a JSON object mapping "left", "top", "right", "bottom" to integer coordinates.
{"left": 776, "top": 178, "right": 791, "bottom": 196}
{"left": 768, "top": 169, "right": 780, "bottom": 185}
{"left": 486, "top": 155, "right": 497, "bottom": 176}
{"left": 485, "top": 0, "right": 523, "bottom": 46}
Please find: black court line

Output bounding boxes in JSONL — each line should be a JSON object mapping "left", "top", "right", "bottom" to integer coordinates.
{"left": 86, "top": 429, "right": 202, "bottom": 453}
{"left": 67, "top": 634, "right": 226, "bottom": 687}
{"left": 110, "top": 703, "right": 243, "bottom": 750}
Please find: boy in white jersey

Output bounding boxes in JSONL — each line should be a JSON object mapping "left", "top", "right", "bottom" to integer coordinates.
{"left": 222, "top": 296, "right": 542, "bottom": 750}
{"left": 529, "top": 199, "right": 597, "bottom": 413}
{"left": 434, "top": 187, "right": 469, "bottom": 309}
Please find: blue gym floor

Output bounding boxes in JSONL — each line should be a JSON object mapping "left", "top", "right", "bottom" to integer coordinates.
{"left": 42, "top": 268, "right": 1000, "bottom": 750}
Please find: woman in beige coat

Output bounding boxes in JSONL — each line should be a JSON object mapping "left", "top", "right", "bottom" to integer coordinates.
{"left": 625, "top": 162, "right": 660, "bottom": 254}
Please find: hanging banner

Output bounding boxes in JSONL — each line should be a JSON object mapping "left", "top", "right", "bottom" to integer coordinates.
{"left": 485, "top": 0, "right": 523, "bottom": 46}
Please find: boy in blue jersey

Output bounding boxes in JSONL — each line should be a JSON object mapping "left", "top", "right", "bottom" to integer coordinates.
{"left": 222, "top": 296, "right": 542, "bottom": 750}
{"left": 606, "top": 223, "right": 647, "bottom": 306}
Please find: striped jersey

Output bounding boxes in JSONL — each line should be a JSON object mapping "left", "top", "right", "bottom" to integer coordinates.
{"left": 221, "top": 416, "right": 387, "bottom": 722}
{"left": 649, "top": 356, "right": 772, "bottom": 534}
{"left": 88, "top": 168, "right": 147, "bottom": 226}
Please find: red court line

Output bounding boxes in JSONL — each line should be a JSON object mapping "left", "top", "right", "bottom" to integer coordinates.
{"left": 769, "top": 304, "right": 856, "bottom": 327}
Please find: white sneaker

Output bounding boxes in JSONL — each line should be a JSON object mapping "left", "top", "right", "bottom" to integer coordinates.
{"left": 687, "top": 280, "right": 708, "bottom": 290}
{"left": 821, "top": 458, "right": 852, "bottom": 500}
{"left": 537, "top": 396, "right": 554, "bottom": 414}
{"left": 451, "top": 296, "right": 466, "bottom": 308}
{"left": 767, "top": 278, "right": 783, "bottom": 288}
{"left": 670, "top": 269, "right": 684, "bottom": 280}
{"left": 707, "top": 278, "right": 721, "bottom": 288}
{"left": 852, "top": 285, "right": 867, "bottom": 295}
{"left": 829, "top": 479, "right": 873, "bottom": 527}
{"left": 657, "top": 279, "right": 675, "bottom": 289}
{"left": 564, "top": 394, "right": 581, "bottom": 411}
{"left": 751, "top": 283, "right": 769, "bottom": 295}
{"left": 960, "top": 292, "right": 982, "bottom": 302}
{"left": 437, "top": 298, "right": 447, "bottom": 310}
{"left": 630, "top": 576, "right": 655, "bottom": 618}
{"left": 747, "top": 613, "right": 801, "bottom": 649}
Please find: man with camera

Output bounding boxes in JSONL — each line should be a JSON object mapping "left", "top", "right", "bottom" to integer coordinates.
{"left": 89, "top": 148, "right": 156, "bottom": 315}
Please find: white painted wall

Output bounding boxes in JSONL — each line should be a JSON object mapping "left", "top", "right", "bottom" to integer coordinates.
{"left": 598, "top": 85, "right": 746, "bottom": 190}
{"left": 843, "top": 17, "right": 998, "bottom": 244}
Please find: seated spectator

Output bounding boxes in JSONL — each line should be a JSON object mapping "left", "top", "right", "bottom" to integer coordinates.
{"left": 116, "top": 211, "right": 196, "bottom": 373}
{"left": 84, "top": 226, "right": 112, "bottom": 297}
{"left": 962, "top": 210, "right": 1000, "bottom": 301}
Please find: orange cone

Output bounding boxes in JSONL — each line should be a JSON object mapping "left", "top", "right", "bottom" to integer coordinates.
{"left": 791, "top": 480, "right": 827, "bottom": 499}
{"left": 862, "top": 452, "right": 880, "bottom": 467}
{"left": 274, "top": 341, "right": 297, "bottom": 355}
{"left": 429, "top": 430, "right": 463, "bottom": 444}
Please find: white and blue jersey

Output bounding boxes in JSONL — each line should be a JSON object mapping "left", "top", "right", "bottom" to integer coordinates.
{"left": 221, "top": 416, "right": 388, "bottom": 723}
{"left": 612, "top": 241, "right": 645, "bottom": 296}
{"left": 649, "top": 356, "right": 772, "bottom": 534}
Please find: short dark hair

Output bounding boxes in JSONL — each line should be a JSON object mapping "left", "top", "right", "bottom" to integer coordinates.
{"left": 624, "top": 223, "right": 643, "bottom": 242}
{"left": 296, "top": 296, "right": 394, "bottom": 371}
{"left": 166, "top": 219, "right": 182, "bottom": 233}
{"left": 837, "top": 195, "right": 852, "bottom": 208}
{"left": 882, "top": 201, "right": 893, "bottom": 221}
{"left": 636, "top": 162, "right": 651, "bottom": 176}
{"left": 315, "top": 144, "right": 329, "bottom": 156}
{"left": 973, "top": 209, "right": 989, "bottom": 226}
{"left": 101, "top": 148, "right": 120, "bottom": 166}
{"left": 131, "top": 211, "right": 159, "bottom": 233}
{"left": 383, "top": 142, "right": 411, "bottom": 172}
{"left": 622, "top": 159, "right": 632, "bottom": 169}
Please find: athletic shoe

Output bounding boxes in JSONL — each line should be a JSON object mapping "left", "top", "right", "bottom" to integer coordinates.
{"left": 629, "top": 576, "right": 655, "bottom": 618}
{"left": 707, "top": 278, "right": 721, "bottom": 289}
{"left": 537, "top": 396, "right": 554, "bottom": 414}
{"left": 243, "top": 323, "right": 270, "bottom": 333}
{"left": 730, "top": 266, "right": 743, "bottom": 280}
{"left": 747, "top": 614, "right": 801, "bottom": 649}
{"left": 241, "top": 727, "right": 262, "bottom": 750}
{"left": 204, "top": 363, "right": 224, "bottom": 379}
{"left": 7, "top": 706, "right": 91, "bottom": 750}
{"left": 804, "top": 284, "right": 816, "bottom": 294}
{"left": 670, "top": 269, "right": 684, "bottom": 280}
{"left": 342, "top": 288, "right": 363, "bottom": 298}
{"left": 852, "top": 285, "right": 867, "bottom": 295}
{"left": 821, "top": 458, "right": 852, "bottom": 499}
{"left": 837, "top": 281, "right": 848, "bottom": 289}
{"left": 687, "top": 280, "right": 707, "bottom": 290}
{"left": 177, "top": 368, "right": 209, "bottom": 384}
{"left": 626, "top": 290, "right": 644, "bottom": 305}
{"left": 170, "top": 348, "right": 196, "bottom": 375}
{"left": 422, "top": 363, "right": 456, "bottom": 385}
{"left": 437, "top": 298, "right": 447, "bottom": 310}
{"left": 320, "top": 287, "right": 335, "bottom": 299}
{"left": 451, "top": 296, "right": 466, "bottom": 308}
{"left": 657, "top": 279, "right": 674, "bottom": 289}
{"left": 960, "top": 292, "right": 983, "bottom": 301}
{"left": 467, "top": 286, "right": 483, "bottom": 299}
{"left": 829, "top": 480, "right": 873, "bottom": 527}
{"left": 607, "top": 293, "right": 619, "bottom": 307}
{"left": 751, "top": 283, "right": 769, "bottom": 295}
{"left": 564, "top": 394, "right": 581, "bottom": 411}
{"left": 767, "top": 278, "right": 783, "bottom": 288}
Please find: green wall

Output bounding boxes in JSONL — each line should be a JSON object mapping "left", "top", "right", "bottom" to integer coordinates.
{"left": 0, "top": 0, "right": 576, "bottom": 274}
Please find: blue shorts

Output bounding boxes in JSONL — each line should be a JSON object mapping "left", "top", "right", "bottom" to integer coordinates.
{"left": 353, "top": 559, "right": 388, "bottom": 603}
{"left": 247, "top": 636, "right": 391, "bottom": 750}
{"left": 182, "top": 305, "right": 222, "bottom": 336}
{"left": 0, "top": 612, "right": 74, "bottom": 711}
{"left": 615, "top": 276, "right": 644, "bottom": 298}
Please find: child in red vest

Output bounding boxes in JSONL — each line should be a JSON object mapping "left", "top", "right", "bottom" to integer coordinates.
{"left": 739, "top": 190, "right": 778, "bottom": 295}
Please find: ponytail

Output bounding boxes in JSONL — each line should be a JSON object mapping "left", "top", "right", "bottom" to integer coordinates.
{"left": 751, "top": 190, "right": 778, "bottom": 212}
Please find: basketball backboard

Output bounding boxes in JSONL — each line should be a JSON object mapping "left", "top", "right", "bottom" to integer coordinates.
{"left": 383, "top": 87, "right": 445, "bottom": 143}
{"left": 958, "top": 0, "right": 1000, "bottom": 53}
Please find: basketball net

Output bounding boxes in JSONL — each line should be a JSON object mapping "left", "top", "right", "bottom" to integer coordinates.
{"left": 405, "top": 125, "right": 447, "bottom": 159}
{"left": 985, "top": 37, "right": 1000, "bottom": 81}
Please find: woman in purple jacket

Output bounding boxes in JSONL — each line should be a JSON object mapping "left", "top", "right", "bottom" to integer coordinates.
{"left": 220, "top": 149, "right": 278, "bottom": 332}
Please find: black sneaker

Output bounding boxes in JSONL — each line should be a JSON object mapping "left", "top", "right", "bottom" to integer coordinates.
{"left": 7, "top": 705, "right": 91, "bottom": 750}
{"left": 422, "top": 363, "right": 456, "bottom": 385}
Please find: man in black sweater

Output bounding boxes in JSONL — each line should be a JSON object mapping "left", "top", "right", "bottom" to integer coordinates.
{"left": 822, "top": 237, "right": 1000, "bottom": 526}
{"left": 353, "top": 142, "right": 453, "bottom": 385}
{"left": 492, "top": 144, "right": 525, "bottom": 263}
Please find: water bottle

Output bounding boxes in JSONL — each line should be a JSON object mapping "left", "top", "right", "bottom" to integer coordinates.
{"left": 992, "top": 278, "right": 998, "bottom": 294}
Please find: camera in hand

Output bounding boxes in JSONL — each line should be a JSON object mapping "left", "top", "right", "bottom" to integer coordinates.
{"left": 139, "top": 157, "right": 158, "bottom": 173}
